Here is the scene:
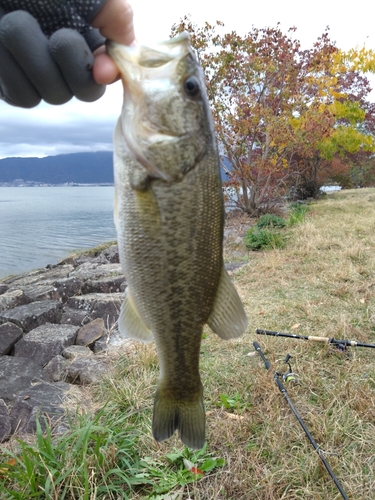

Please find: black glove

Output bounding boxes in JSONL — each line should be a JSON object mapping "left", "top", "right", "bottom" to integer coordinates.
{"left": 0, "top": 4, "right": 106, "bottom": 108}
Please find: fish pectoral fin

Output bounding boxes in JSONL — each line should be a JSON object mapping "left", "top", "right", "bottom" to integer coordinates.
{"left": 207, "top": 266, "right": 248, "bottom": 339}
{"left": 118, "top": 288, "right": 153, "bottom": 343}
{"left": 152, "top": 387, "right": 206, "bottom": 450}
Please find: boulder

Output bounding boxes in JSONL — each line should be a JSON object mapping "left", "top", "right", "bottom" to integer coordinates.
{"left": 66, "top": 293, "right": 122, "bottom": 328}
{"left": 99, "top": 244, "right": 119, "bottom": 263}
{"left": 0, "top": 322, "right": 23, "bottom": 355}
{"left": 60, "top": 307, "right": 92, "bottom": 326}
{"left": 64, "top": 357, "right": 110, "bottom": 385}
{"left": 81, "top": 275, "right": 126, "bottom": 294}
{"left": 93, "top": 328, "right": 130, "bottom": 354}
{"left": 20, "top": 284, "right": 62, "bottom": 302}
{"left": 1, "top": 268, "right": 45, "bottom": 286}
{"left": 0, "top": 289, "right": 30, "bottom": 313}
{"left": 53, "top": 277, "right": 83, "bottom": 302}
{"left": 69, "top": 262, "right": 123, "bottom": 281}
{"left": 0, "top": 284, "right": 9, "bottom": 295}
{"left": 14, "top": 323, "right": 79, "bottom": 366}
{"left": 43, "top": 355, "right": 69, "bottom": 382}
{"left": 0, "top": 399, "right": 11, "bottom": 442}
{"left": 6, "top": 265, "right": 74, "bottom": 289}
{"left": 62, "top": 345, "right": 93, "bottom": 360}
{"left": 0, "top": 300, "right": 63, "bottom": 332}
{"left": 0, "top": 356, "right": 50, "bottom": 403}
{"left": 75, "top": 318, "right": 106, "bottom": 347}
{"left": 9, "top": 381, "right": 70, "bottom": 434}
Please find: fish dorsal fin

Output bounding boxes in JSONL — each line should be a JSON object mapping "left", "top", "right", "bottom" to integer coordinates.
{"left": 118, "top": 288, "right": 153, "bottom": 343}
{"left": 207, "top": 266, "right": 248, "bottom": 339}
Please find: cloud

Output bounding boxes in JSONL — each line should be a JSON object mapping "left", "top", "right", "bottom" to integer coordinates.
{"left": 0, "top": 0, "right": 374, "bottom": 159}
{"left": 0, "top": 82, "right": 123, "bottom": 158}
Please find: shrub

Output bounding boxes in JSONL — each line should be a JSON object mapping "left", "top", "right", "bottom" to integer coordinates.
{"left": 244, "top": 227, "right": 285, "bottom": 250}
{"left": 256, "top": 213, "right": 287, "bottom": 229}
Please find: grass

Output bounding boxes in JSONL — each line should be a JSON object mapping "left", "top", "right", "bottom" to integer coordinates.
{"left": 244, "top": 204, "right": 308, "bottom": 250}
{"left": 2, "top": 188, "right": 375, "bottom": 498}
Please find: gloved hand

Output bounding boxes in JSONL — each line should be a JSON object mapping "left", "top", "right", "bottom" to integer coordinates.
{"left": 0, "top": 4, "right": 106, "bottom": 108}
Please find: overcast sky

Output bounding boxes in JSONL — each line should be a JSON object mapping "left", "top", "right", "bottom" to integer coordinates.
{"left": 0, "top": 0, "right": 374, "bottom": 159}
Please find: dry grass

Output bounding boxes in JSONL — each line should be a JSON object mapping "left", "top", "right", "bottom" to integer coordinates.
{"left": 115, "top": 188, "right": 375, "bottom": 499}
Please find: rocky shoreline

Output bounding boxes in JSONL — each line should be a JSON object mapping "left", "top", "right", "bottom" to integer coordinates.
{"left": 0, "top": 243, "right": 130, "bottom": 442}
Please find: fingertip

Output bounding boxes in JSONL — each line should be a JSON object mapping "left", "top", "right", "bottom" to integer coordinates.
{"left": 93, "top": 52, "right": 120, "bottom": 84}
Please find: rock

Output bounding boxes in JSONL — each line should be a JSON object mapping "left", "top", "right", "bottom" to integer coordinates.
{"left": 93, "top": 328, "right": 130, "bottom": 353}
{"left": 62, "top": 345, "right": 93, "bottom": 360}
{"left": 60, "top": 307, "right": 92, "bottom": 326}
{"left": 225, "top": 262, "right": 247, "bottom": 272}
{"left": 14, "top": 323, "right": 79, "bottom": 366}
{"left": 75, "top": 318, "right": 106, "bottom": 347}
{"left": 0, "top": 300, "right": 63, "bottom": 333}
{"left": 9, "top": 381, "right": 70, "bottom": 434}
{"left": 44, "top": 355, "right": 69, "bottom": 382}
{"left": 81, "top": 275, "right": 126, "bottom": 294}
{"left": 99, "top": 244, "right": 119, "bottom": 263}
{"left": 69, "top": 262, "right": 123, "bottom": 281}
{"left": 0, "top": 289, "right": 30, "bottom": 313}
{"left": 64, "top": 357, "right": 110, "bottom": 385}
{"left": 0, "top": 322, "right": 23, "bottom": 355}
{"left": 0, "top": 284, "right": 9, "bottom": 295}
{"left": 6, "top": 266, "right": 74, "bottom": 289}
{"left": 2, "top": 268, "right": 45, "bottom": 286}
{"left": 0, "top": 399, "right": 11, "bottom": 442}
{"left": 75, "top": 253, "right": 108, "bottom": 266}
{"left": 0, "top": 356, "right": 50, "bottom": 403}
{"left": 67, "top": 293, "right": 122, "bottom": 329}
{"left": 20, "top": 284, "right": 62, "bottom": 302}
{"left": 53, "top": 277, "right": 83, "bottom": 302}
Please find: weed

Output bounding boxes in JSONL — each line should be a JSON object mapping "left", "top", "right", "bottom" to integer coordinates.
{"left": 288, "top": 203, "right": 309, "bottom": 225}
{"left": 256, "top": 213, "right": 287, "bottom": 229}
{"left": 244, "top": 227, "right": 285, "bottom": 250}
{"left": 138, "top": 443, "right": 225, "bottom": 498}
{"left": 0, "top": 407, "right": 144, "bottom": 499}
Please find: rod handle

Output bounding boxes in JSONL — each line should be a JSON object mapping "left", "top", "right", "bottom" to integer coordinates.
{"left": 253, "top": 341, "right": 271, "bottom": 370}
{"left": 308, "top": 336, "right": 329, "bottom": 343}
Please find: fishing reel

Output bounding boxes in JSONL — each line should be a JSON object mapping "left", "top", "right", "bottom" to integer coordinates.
{"left": 327, "top": 340, "right": 352, "bottom": 359}
{"left": 276, "top": 353, "right": 300, "bottom": 385}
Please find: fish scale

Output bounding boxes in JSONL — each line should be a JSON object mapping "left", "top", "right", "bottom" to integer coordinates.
{"left": 108, "top": 32, "right": 248, "bottom": 449}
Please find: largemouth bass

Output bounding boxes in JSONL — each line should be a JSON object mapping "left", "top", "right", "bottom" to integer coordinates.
{"left": 108, "top": 33, "right": 248, "bottom": 449}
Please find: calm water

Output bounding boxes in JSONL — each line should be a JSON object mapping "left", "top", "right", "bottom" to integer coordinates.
{"left": 0, "top": 187, "right": 117, "bottom": 278}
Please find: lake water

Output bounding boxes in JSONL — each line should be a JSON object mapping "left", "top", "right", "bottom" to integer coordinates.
{"left": 0, "top": 186, "right": 117, "bottom": 279}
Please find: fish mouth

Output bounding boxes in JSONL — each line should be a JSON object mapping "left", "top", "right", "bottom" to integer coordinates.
{"left": 108, "top": 33, "right": 199, "bottom": 183}
{"left": 107, "top": 32, "right": 191, "bottom": 70}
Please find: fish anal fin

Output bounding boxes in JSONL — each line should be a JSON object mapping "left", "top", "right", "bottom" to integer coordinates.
{"left": 118, "top": 288, "right": 153, "bottom": 343}
{"left": 207, "top": 266, "right": 248, "bottom": 339}
{"left": 152, "top": 387, "right": 205, "bottom": 450}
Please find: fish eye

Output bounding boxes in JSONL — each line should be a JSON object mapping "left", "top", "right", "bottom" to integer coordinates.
{"left": 183, "top": 76, "right": 200, "bottom": 97}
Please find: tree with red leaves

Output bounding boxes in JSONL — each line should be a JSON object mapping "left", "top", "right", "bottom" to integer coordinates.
{"left": 172, "top": 18, "right": 375, "bottom": 212}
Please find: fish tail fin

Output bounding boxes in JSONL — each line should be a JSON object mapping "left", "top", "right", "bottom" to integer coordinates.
{"left": 152, "top": 388, "right": 205, "bottom": 449}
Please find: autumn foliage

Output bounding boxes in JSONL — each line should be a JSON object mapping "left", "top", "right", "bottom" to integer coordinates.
{"left": 172, "top": 19, "right": 375, "bottom": 214}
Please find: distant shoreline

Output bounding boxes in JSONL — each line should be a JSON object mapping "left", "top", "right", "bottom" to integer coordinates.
{"left": 0, "top": 183, "right": 114, "bottom": 188}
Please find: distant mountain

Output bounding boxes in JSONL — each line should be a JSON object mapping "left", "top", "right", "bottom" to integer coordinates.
{"left": 0, "top": 151, "right": 232, "bottom": 185}
{"left": 0, "top": 152, "right": 114, "bottom": 184}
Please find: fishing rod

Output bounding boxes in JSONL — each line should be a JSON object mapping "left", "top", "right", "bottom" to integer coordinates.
{"left": 256, "top": 328, "right": 375, "bottom": 351}
{"left": 252, "top": 341, "right": 349, "bottom": 500}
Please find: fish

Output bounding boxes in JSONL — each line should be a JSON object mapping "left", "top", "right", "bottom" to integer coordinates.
{"left": 107, "top": 32, "right": 248, "bottom": 449}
